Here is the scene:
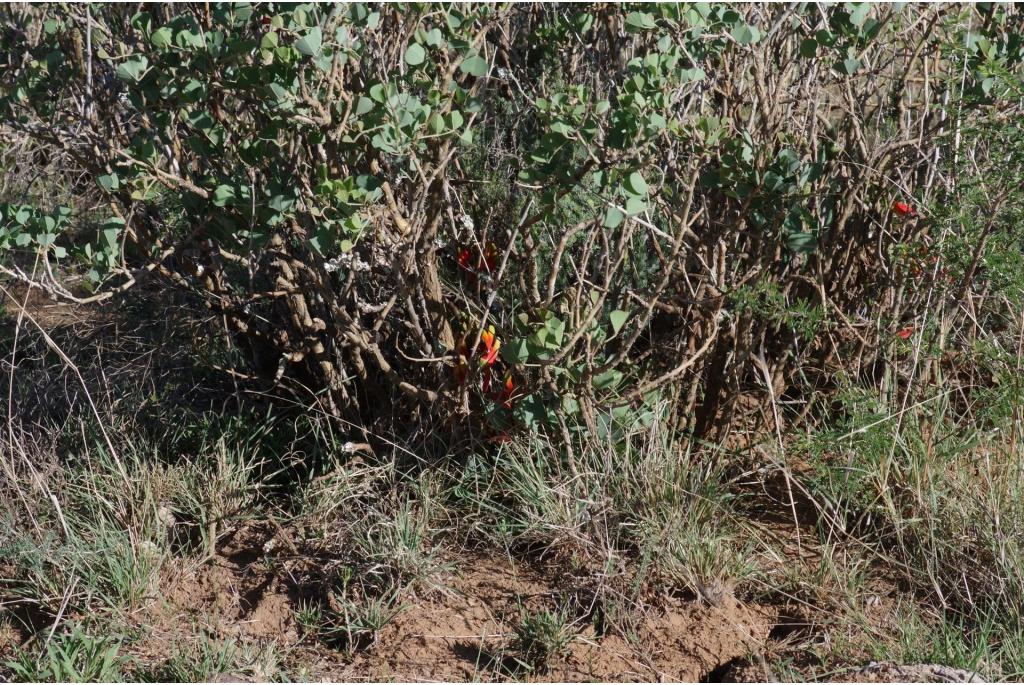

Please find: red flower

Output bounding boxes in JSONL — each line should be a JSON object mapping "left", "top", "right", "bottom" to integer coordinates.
{"left": 455, "top": 242, "right": 501, "bottom": 278}
{"left": 893, "top": 201, "right": 917, "bottom": 218}
{"left": 897, "top": 325, "right": 914, "bottom": 340}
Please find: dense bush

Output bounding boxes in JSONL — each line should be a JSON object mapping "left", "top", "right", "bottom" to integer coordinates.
{"left": 2, "top": 3, "right": 1023, "bottom": 445}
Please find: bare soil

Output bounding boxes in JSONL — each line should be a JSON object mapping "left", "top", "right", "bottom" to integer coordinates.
{"left": 134, "top": 535, "right": 778, "bottom": 682}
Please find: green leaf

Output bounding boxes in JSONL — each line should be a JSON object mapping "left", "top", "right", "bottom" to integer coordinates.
{"left": 504, "top": 337, "right": 531, "bottom": 364}
{"left": 260, "top": 31, "right": 279, "bottom": 50}
{"left": 212, "top": 184, "right": 235, "bottom": 207}
{"left": 625, "top": 171, "right": 648, "bottom": 196}
{"left": 838, "top": 57, "right": 862, "bottom": 75}
{"left": 544, "top": 316, "right": 566, "bottom": 347}
{"left": 115, "top": 56, "right": 148, "bottom": 83}
{"left": 799, "top": 38, "right": 817, "bottom": 58}
{"left": 625, "top": 195, "right": 646, "bottom": 216}
{"left": 593, "top": 369, "right": 623, "bottom": 390}
{"left": 428, "top": 112, "right": 445, "bottom": 134}
{"left": 101, "top": 221, "right": 123, "bottom": 251}
{"left": 609, "top": 309, "right": 629, "bottom": 335}
{"left": 355, "top": 95, "right": 375, "bottom": 115}
{"left": 625, "top": 12, "right": 657, "bottom": 32}
{"left": 268, "top": 82, "right": 291, "bottom": 104}
{"left": 98, "top": 174, "right": 119, "bottom": 193}
{"left": 404, "top": 43, "right": 426, "bottom": 66}
{"left": 603, "top": 206, "right": 625, "bottom": 229}
{"left": 846, "top": 3, "right": 870, "bottom": 28}
{"left": 295, "top": 26, "right": 322, "bottom": 56}
{"left": 731, "top": 23, "right": 761, "bottom": 45}
{"left": 459, "top": 55, "right": 488, "bottom": 77}
{"left": 368, "top": 82, "right": 389, "bottom": 103}
{"left": 787, "top": 232, "right": 817, "bottom": 254}
{"left": 151, "top": 27, "right": 173, "bottom": 48}
{"left": 423, "top": 28, "right": 444, "bottom": 47}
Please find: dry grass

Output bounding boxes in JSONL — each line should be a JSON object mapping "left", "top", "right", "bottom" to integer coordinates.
{"left": 3, "top": 292, "right": 1024, "bottom": 682}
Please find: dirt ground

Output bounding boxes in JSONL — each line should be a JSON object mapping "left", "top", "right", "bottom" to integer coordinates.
{"left": 112, "top": 520, "right": 962, "bottom": 683}
{"left": 138, "top": 536, "right": 775, "bottom": 682}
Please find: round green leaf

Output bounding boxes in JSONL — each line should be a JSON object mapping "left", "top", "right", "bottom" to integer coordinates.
{"left": 625, "top": 12, "right": 656, "bottom": 32}
{"left": 98, "top": 174, "right": 119, "bottom": 193}
{"left": 731, "top": 23, "right": 761, "bottom": 45}
{"left": 625, "top": 196, "right": 646, "bottom": 216}
{"left": 609, "top": 309, "right": 629, "bottom": 335}
{"left": 603, "top": 207, "right": 625, "bottom": 229}
{"left": 150, "top": 27, "right": 173, "bottom": 48}
{"left": 459, "top": 55, "right": 488, "bottom": 77}
{"left": 295, "top": 26, "right": 322, "bottom": 56}
{"left": 115, "top": 56, "right": 148, "bottom": 83}
{"left": 626, "top": 172, "right": 648, "bottom": 196}
{"left": 404, "top": 43, "right": 426, "bottom": 66}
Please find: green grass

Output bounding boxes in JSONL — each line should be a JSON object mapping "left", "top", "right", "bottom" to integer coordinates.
{"left": 510, "top": 605, "right": 579, "bottom": 674}
{"left": 6, "top": 625, "right": 128, "bottom": 682}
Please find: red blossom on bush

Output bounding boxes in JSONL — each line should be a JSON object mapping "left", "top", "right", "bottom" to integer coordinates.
{"left": 893, "top": 201, "right": 917, "bottom": 218}
{"left": 897, "top": 325, "right": 914, "bottom": 340}
{"left": 456, "top": 247, "right": 473, "bottom": 272}
{"left": 455, "top": 242, "right": 501, "bottom": 277}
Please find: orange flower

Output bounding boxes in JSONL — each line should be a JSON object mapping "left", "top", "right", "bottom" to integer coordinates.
{"left": 479, "top": 326, "right": 500, "bottom": 366}
{"left": 893, "top": 201, "right": 917, "bottom": 218}
{"left": 456, "top": 247, "right": 473, "bottom": 272}
{"left": 500, "top": 374, "right": 517, "bottom": 408}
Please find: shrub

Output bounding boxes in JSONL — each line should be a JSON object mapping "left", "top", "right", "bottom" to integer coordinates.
{"left": 2, "top": 3, "right": 1023, "bottom": 445}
